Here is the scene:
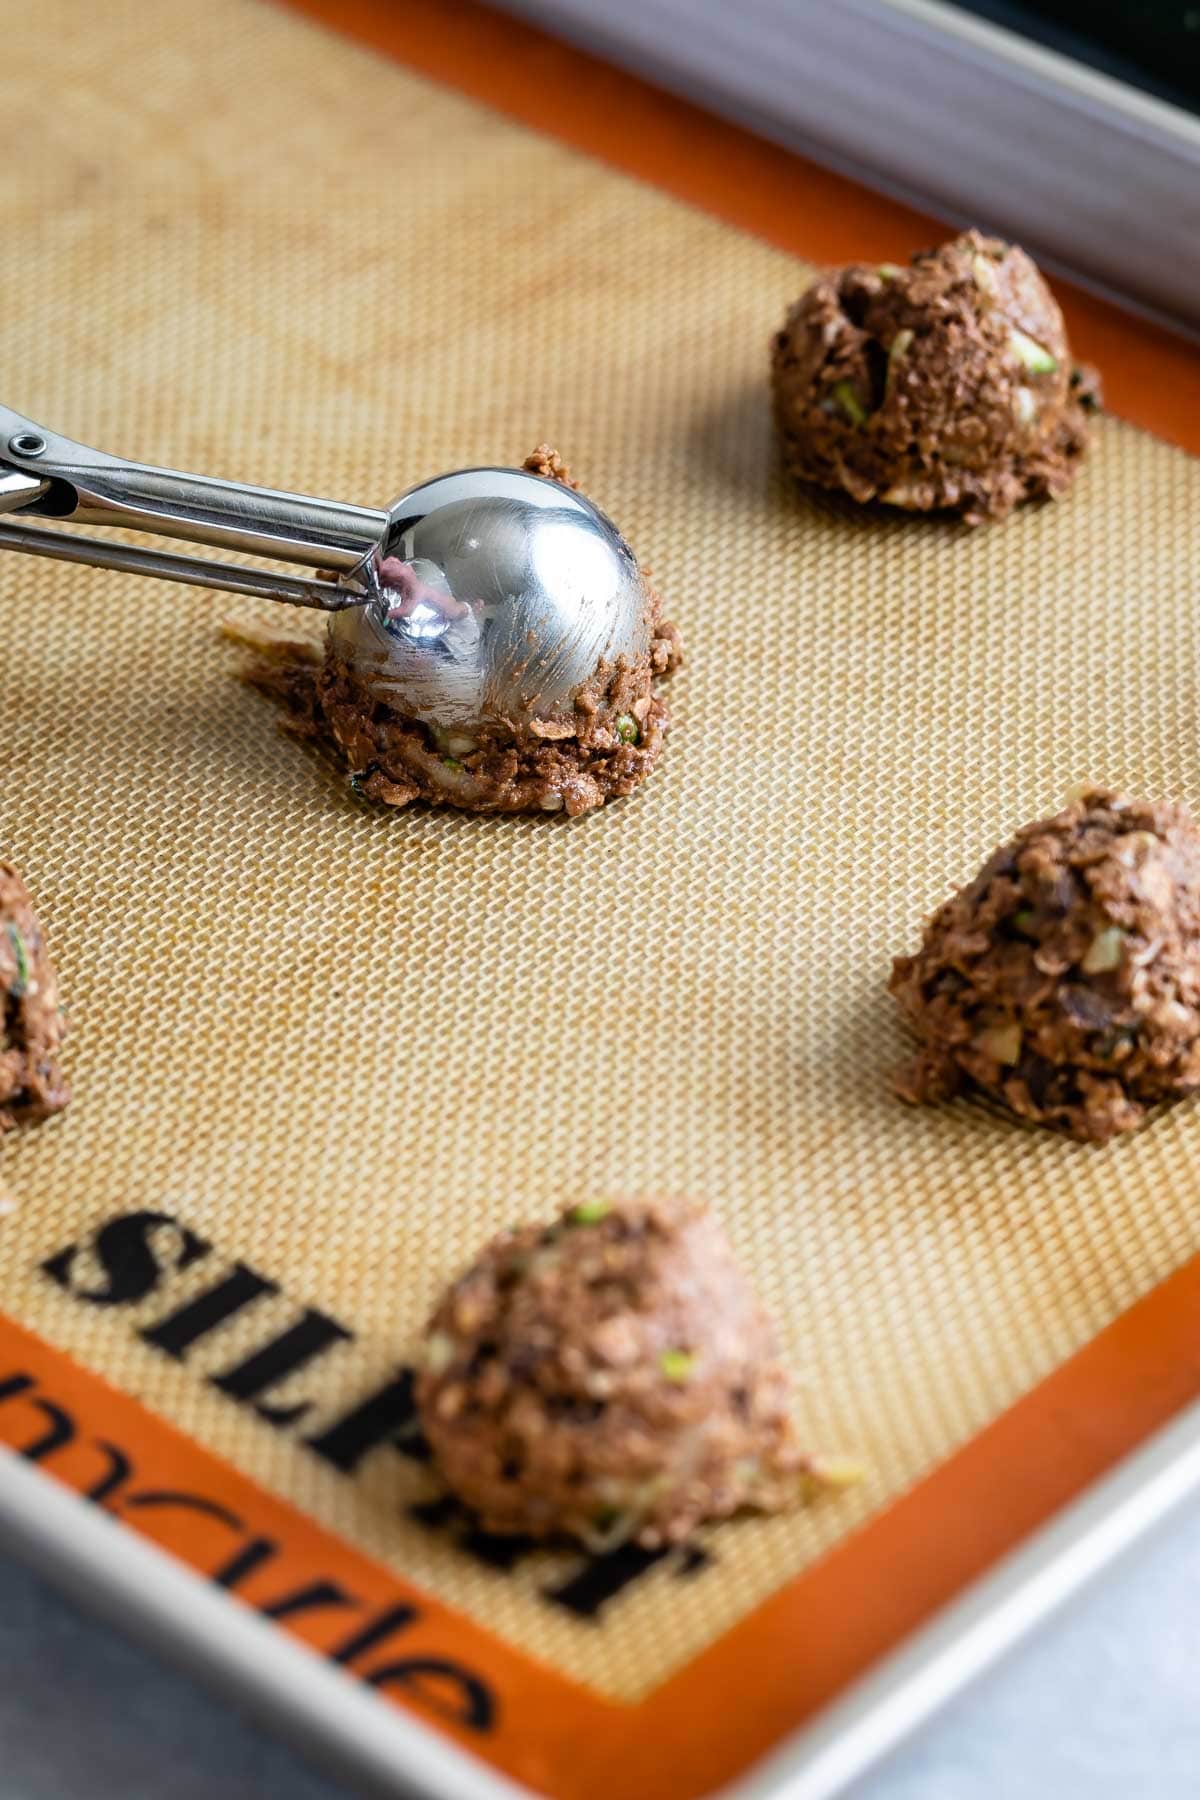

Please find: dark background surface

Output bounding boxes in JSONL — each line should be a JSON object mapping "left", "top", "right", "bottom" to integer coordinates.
{"left": 5, "top": 1498, "right": 1200, "bottom": 1799}
{"left": 955, "top": 1, "right": 1200, "bottom": 114}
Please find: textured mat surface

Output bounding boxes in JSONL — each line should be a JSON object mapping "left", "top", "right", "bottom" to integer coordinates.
{"left": 2, "top": 0, "right": 1199, "bottom": 1704}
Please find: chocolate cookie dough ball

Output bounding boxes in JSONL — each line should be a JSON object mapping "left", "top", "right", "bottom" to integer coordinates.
{"left": 891, "top": 790, "right": 1200, "bottom": 1141}
{"left": 0, "top": 865, "right": 68, "bottom": 1135}
{"left": 415, "top": 1197, "right": 810, "bottom": 1548}
{"left": 771, "top": 231, "right": 1099, "bottom": 524}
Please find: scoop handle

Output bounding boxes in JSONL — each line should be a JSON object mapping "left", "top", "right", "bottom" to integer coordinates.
{"left": 0, "top": 402, "right": 386, "bottom": 575}
{"left": 0, "top": 515, "right": 366, "bottom": 611}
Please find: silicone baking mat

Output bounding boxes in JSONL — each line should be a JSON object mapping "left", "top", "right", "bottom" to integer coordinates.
{"left": 2, "top": 1, "right": 1200, "bottom": 1795}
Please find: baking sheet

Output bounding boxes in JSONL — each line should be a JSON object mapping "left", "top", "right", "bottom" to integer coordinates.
{"left": 2, "top": 0, "right": 1200, "bottom": 1784}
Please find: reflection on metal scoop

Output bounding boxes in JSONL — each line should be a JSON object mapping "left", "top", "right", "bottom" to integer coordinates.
{"left": 331, "top": 469, "right": 649, "bottom": 733}
{"left": 0, "top": 404, "right": 651, "bottom": 734}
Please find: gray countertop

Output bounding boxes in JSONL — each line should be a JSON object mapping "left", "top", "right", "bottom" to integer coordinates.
{"left": 2, "top": 1500, "right": 1199, "bottom": 1800}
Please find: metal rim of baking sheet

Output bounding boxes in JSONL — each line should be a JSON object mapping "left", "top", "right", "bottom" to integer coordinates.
{"left": 493, "top": 0, "right": 1200, "bottom": 339}
{"left": 3, "top": 1395, "right": 1200, "bottom": 1800}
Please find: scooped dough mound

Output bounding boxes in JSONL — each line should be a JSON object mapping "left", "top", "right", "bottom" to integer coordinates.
{"left": 238, "top": 448, "right": 682, "bottom": 819}
{"left": 414, "top": 1196, "right": 832, "bottom": 1549}
{"left": 0, "top": 864, "right": 68, "bottom": 1136}
{"left": 891, "top": 789, "right": 1200, "bottom": 1141}
{"left": 771, "top": 231, "right": 1099, "bottom": 524}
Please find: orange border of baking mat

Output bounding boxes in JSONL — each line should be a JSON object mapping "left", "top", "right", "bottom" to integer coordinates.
{"left": 6, "top": 4, "right": 1200, "bottom": 1795}
{"left": 8, "top": 1251, "right": 1200, "bottom": 1799}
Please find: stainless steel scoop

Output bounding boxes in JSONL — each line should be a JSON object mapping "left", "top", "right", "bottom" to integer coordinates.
{"left": 0, "top": 403, "right": 651, "bottom": 734}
